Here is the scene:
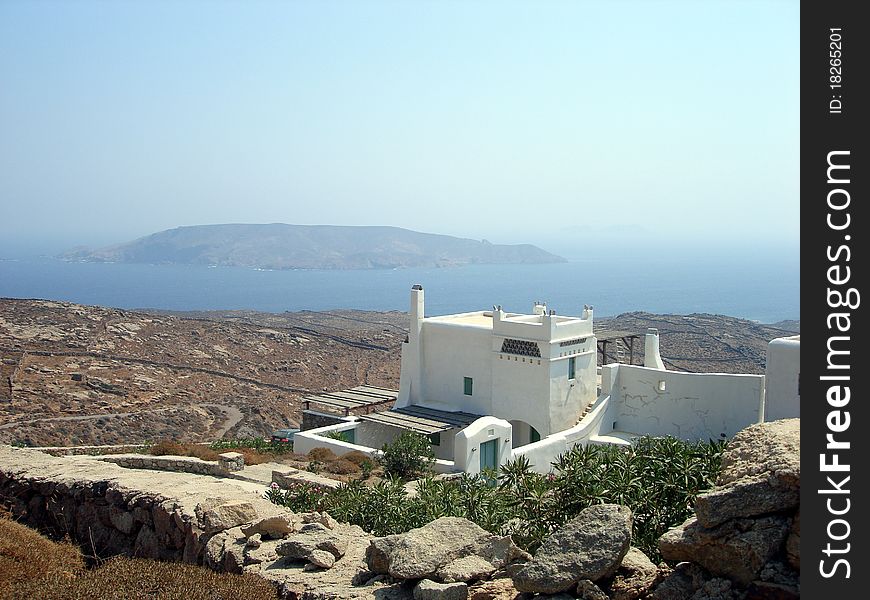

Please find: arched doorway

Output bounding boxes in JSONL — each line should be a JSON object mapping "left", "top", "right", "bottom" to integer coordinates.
{"left": 509, "top": 420, "right": 541, "bottom": 448}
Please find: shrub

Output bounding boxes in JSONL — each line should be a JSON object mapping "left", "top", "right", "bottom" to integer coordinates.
{"left": 266, "top": 434, "right": 723, "bottom": 561}
{"left": 324, "top": 459, "right": 360, "bottom": 475}
{"left": 380, "top": 432, "right": 435, "bottom": 479}
{"left": 342, "top": 450, "right": 375, "bottom": 466}
{"left": 308, "top": 447, "right": 337, "bottom": 462}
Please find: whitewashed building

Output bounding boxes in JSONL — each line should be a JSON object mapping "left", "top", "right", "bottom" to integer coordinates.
{"left": 294, "top": 285, "right": 800, "bottom": 473}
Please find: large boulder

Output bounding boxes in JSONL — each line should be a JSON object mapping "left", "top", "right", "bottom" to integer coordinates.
{"left": 658, "top": 515, "right": 789, "bottom": 585}
{"left": 693, "top": 419, "right": 800, "bottom": 528}
{"left": 366, "top": 517, "right": 530, "bottom": 582}
{"left": 512, "top": 504, "right": 632, "bottom": 594}
{"left": 717, "top": 419, "right": 800, "bottom": 486}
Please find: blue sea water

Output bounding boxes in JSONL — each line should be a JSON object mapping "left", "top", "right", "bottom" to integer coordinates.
{"left": 0, "top": 252, "right": 799, "bottom": 323}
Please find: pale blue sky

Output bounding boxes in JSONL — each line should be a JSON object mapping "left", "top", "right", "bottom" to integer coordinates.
{"left": 1, "top": 0, "right": 799, "bottom": 254}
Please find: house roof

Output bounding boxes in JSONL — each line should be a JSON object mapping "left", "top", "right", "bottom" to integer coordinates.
{"left": 301, "top": 385, "right": 398, "bottom": 415}
{"left": 358, "top": 405, "right": 482, "bottom": 435}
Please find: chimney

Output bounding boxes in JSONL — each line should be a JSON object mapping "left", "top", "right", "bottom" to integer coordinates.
{"left": 409, "top": 284, "right": 424, "bottom": 345}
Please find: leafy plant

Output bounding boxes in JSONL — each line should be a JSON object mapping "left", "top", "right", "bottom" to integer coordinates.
{"left": 265, "top": 435, "right": 724, "bottom": 561}
{"left": 380, "top": 431, "right": 435, "bottom": 479}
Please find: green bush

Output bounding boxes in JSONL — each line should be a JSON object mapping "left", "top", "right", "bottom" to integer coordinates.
{"left": 266, "top": 435, "right": 723, "bottom": 561}
{"left": 380, "top": 432, "right": 435, "bottom": 479}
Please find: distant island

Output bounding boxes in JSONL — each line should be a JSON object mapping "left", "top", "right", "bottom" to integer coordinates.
{"left": 62, "top": 224, "right": 566, "bottom": 270}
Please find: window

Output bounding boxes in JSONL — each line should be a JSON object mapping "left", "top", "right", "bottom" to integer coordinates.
{"left": 464, "top": 377, "right": 473, "bottom": 396}
{"left": 568, "top": 357, "right": 576, "bottom": 380}
{"left": 428, "top": 432, "right": 441, "bottom": 446}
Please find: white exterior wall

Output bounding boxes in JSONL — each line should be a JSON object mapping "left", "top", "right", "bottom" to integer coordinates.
{"left": 417, "top": 321, "right": 494, "bottom": 415}
{"left": 607, "top": 364, "right": 765, "bottom": 440}
{"left": 292, "top": 421, "right": 375, "bottom": 457}
{"left": 491, "top": 355, "right": 550, "bottom": 436}
{"left": 453, "top": 417, "right": 513, "bottom": 474}
{"left": 547, "top": 347, "right": 597, "bottom": 434}
{"left": 764, "top": 336, "right": 800, "bottom": 421}
{"left": 354, "top": 421, "right": 407, "bottom": 451}
{"left": 511, "top": 393, "right": 613, "bottom": 472}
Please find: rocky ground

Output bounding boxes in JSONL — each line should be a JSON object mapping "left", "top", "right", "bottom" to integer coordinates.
{"left": 0, "top": 298, "right": 797, "bottom": 447}
{"left": 0, "top": 418, "right": 800, "bottom": 599}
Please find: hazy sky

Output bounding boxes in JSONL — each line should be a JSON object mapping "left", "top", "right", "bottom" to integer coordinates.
{"left": 1, "top": 0, "right": 799, "bottom": 252}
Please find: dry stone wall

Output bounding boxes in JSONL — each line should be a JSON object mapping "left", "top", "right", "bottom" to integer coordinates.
{"left": 96, "top": 453, "right": 232, "bottom": 477}
{"left": 0, "top": 446, "right": 282, "bottom": 564}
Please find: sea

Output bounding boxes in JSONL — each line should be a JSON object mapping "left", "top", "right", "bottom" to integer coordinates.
{"left": 0, "top": 250, "right": 799, "bottom": 323}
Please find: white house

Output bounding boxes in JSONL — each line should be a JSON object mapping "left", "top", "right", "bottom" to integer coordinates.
{"left": 293, "top": 285, "right": 800, "bottom": 473}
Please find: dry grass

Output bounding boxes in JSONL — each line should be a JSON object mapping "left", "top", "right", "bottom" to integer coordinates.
{"left": 307, "top": 447, "right": 337, "bottom": 462}
{"left": 323, "top": 458, "right": 360, "bottom": 475}
{"left": 0, "top": 515, "right": 278, "bottom": 600}
{"left": 0, "top": 516, "right": 84, "bottom": 599}
{"left": 149, "top": 440, "right": 220, "bottom": 462}
{"left": 342, "top": 450, "right": 375, "bottom": 466}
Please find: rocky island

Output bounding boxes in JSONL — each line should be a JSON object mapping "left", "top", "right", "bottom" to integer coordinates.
{"left": 61, "top": 224, "right": 567, "bottom": 270}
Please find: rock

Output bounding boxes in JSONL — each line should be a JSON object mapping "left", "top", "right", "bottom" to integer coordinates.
{"left": 717, "top": 419, "right": 799, "bottom": 488}
{"left": 244, "top": 540, "right": 279, "bottom": 566}
{"left": 195, "top": 498, "right": 258, "bottom": 534}
{"left": 659, "top": 515, "right": 789, "bottom": 586}
{"left": 109, "top": 508, "right": 135, "bottom": 535}
{"left": 204, "top": 531, "right": 227, "bottom": 570}
{"left": 367, "top": 517, "right": 529, "bottom": 581}
{"left": 694, "top": 577, "right": 740, "bottom": 600}
{"left": 576, "top": 579, "right": 609, "bottom": 600}
{"left": 746, "top": 581, "right": 800, "bottom": 600}
{"left": 302, "top": 511, "right": 339, "bottom": 530}
{"left": 246, "top": 533, "right": 262, "bottom": 548}
{"left": 309, "top": 549, "right": 337, "bottom": 569}
{"left": 276, "top": 526, "right": 349, "bottom": 562}
{"left": 438, "top": 555, "right": 500, "bottom": 583}
{"left": 758, "top": 560, "right": 799, "bottom": 589}
{"left": 693, "top": 419, "right": 799, "bottom": 528}
{"left": 512, "top": 504, "right": 632, "bottom": 594}
{"left": 694, "top": 476, "right": 798, "bottom": 529}
{"left": 414, "top": 579, "right": 469, "bottom": 600}
{"left": 647, "top": 563, "right": 709, "bottom": 600}
{"left": 608, "top": 547, "right": 659, "bottom": 600}
{"left": 223, "top": 541, "right": 245, "bottom": 574}
{"left": 133, "top": 524, "right": 160, "bottom": 559}
{"left": 468, "top": 578, "right": 523, "bottom": 600}
{"left": 241, "top": 514, "right": 297, "bottom": 539}
{"left": 785, "top": 511, "right": 799, "bottom": 571}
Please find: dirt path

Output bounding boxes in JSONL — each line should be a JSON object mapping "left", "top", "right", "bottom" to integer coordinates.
{"left": 197, "top": 403, "right": 244, "bottom": 438}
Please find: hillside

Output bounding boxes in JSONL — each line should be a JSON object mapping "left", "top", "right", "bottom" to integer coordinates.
{"left": 0, "top": 299, "right": 796, "bottom": 447}
{"left": 62, "top": 224, "right": 566, "bottom": 270}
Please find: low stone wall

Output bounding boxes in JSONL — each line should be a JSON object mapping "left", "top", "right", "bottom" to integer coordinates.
{"left": 97, "top": 454, "right": 231, "bottom": 477}
{"left": 0, "top": 446, "right": 284, "bottom": 565}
